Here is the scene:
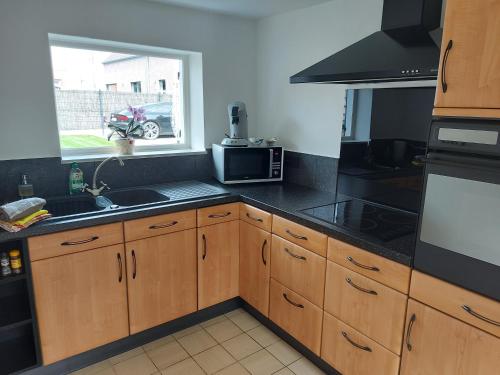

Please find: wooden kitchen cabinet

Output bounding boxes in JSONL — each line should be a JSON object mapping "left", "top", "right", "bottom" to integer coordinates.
{"left": 434, "top": 0, "right": 500, "bottom": 117}
{"left": 198, "top": 220, "right": 239, "bottom": 309}
{"left": 239, "top": 220, "right": 271, "bottom": 316}
{"left": 400, "top": 299, "right": 500, "bottom": 375}
{"left": 31, "top": 244, "right": 129, "bottom": 365}
{"left": 125, "top": 229, "right": 197, "bottom": 334}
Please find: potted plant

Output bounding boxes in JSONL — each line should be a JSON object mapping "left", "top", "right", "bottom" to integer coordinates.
{"left": 107, "top": 106, "right": 145, "bottom": 155}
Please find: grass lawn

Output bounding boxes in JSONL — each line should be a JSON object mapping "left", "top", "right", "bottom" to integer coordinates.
{"left": 60, "top": 135, "right": 112, "bottom": 149}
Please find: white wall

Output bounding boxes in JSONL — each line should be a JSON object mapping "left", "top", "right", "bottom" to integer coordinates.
{"left": 0, "top": 0, "right": 257, "bottom": 160}
{"left": 255, "top": 0, "right": 383, "bottom": 158}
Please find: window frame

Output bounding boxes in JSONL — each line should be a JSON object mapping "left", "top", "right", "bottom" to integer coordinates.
{"left": 341, "top": 89, "right": 358, "bottom": 141}
{"left": 48, "top": 34, "right": 192, "bottom": 160}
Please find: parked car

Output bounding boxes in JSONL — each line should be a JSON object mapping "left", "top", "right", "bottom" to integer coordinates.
{"left": 108, "top": 102, "right": 174, "bottom": 140}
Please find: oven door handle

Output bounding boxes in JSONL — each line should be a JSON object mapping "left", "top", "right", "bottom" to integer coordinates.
{"left": 426, "top": 152, "right": 500, "bottom": 170}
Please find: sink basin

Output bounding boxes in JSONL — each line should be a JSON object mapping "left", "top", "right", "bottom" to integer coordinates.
{"left": 103, "top": 189, "right": 169, "bottom": 207}
{"left": 45, "top": 196, "right": 104, "bottom": 217}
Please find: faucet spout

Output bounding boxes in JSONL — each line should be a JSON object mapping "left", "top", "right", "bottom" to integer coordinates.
{"left": 82, "top": 156, "right": 125, "bottom": 197}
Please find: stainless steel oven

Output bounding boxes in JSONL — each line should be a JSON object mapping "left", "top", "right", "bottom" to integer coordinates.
{"left": 212, "top": 144, "right": 284, "bottom": 184}
{"left": 414, "top": 118, "right": 500, "bottom": 301}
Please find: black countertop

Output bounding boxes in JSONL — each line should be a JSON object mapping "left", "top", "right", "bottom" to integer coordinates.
{"left": 0, "top": 180, "right": 414, "bottom": 266}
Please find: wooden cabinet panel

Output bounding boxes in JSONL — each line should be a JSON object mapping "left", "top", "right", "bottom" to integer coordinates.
{"left": 269, "top": 279, "right": 323, "bottom": 355}
{"left": 328, "top": 238, "right": 410, "bottom": 294}
{"left": 324, "top": 261, "right": 407, "bottom": 354}
{"left": 400, "top": 299, "right": 500, "bottom": 375}
{"left": 239, "top": 221, "right": 271, "bottom": 316}
{"left": 434, "top": 0, "right": 500, "bottom": 111}
{"left": 321, "top": 312, "right": 400, "bottom": 375}
{"left": 125, "top": 229, "right": 197, "bottom": 334}
{"left": 240, "top": 203, "right": 272, "bottom": 232}
{"left": 124, "top": 210, "right": 196, "bottom": 242}
{"left": 198, "top": 220, "right": 239, "bottom": 309}
{"left": 31, "top": 244, "right": 129, "bottom": 364}
{"left": 28, "top": 223, "right": 123, "bottom": 261}
{"left": 410, "top": 271, "right": 500, "bottom": 338}
{"left": 197, "top": 203, "right": 240, "bottom": 227}
{"left": 271, "top": 235, "right": 326, "bottom": 307}
{"left": 272, "top": 216, "right": 327, "bottom": 257}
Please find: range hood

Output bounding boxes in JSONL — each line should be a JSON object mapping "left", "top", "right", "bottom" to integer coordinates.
{"left": 290, "top": 0, "right": 443, "bottom": 84}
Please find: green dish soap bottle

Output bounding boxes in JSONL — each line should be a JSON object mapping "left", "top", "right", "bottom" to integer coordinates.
{"left": 69, "top": 162, "right": 84, "bottom": 195}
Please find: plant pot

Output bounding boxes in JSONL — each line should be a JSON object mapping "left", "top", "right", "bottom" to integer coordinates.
{"left": 115, "top": 138, "right": 135, "bottom": 155}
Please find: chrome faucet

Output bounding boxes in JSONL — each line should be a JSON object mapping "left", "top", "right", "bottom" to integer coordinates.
{"left": 82, "top": 156, "right": 125, "bottom": 197}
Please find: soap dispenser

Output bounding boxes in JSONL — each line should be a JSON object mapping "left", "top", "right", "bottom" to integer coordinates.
{"left": 18, "top": 174, "right": 34, "bottom": 199}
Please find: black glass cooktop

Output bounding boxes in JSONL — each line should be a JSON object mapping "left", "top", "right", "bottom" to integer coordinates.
{"left": 301, "top": 199, "right": 418, "bottom": 242}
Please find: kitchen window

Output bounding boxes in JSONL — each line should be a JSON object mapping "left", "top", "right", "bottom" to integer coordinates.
{"left": 48, "top": 34, "right": 201, "bottom": 161}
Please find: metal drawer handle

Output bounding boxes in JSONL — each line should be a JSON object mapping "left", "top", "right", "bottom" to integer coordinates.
{"left": 346, "top": 256, "right": 380, "bottom": 272}
{"left": 283, "top": 293, "right": 304, "bottom": 309}
{"left": 286, "top": 229, "right": 308, "bottom": 241}
{"left": 208, "top": 212, "right": 231, "bottom": 218}
{"left": 441, "top": 39, "right": 453, "bottom": 93}
{"left": 202, "top": 234, "right": 207, "bottom": 260}
{"left": 341, "top": 331, "right": 372, "bottom": 352}
{"left": 117, "top": 253, "right": 123, "bottom": 283}
{"left": 346, "top": 277, "right": 378, "bottom": 295}
{"left": 246, "top": 213, "right": 263, "bottom": 223}
{"left": 132, "top": 250, "right": 137, "bottom": 279}
{"left": 61, "top": 236, "right": 99, "bottom": 246}
{"left": 149, "top": 221, "right": 178, "bottom": 229}
{"left": 462, "top": 305, "right": 500, "bottom": 327}
{"left": 285, "top": 247, "right": 306, "bottom": 261}
{"left": 406, "top": 313, "right": 416, "bottom": 351}
{"left": 261, "top": 239, "right": 268, "bottom": 266}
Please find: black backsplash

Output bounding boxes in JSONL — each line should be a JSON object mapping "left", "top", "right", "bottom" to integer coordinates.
{"left": 0, "top": 150, "right": 338, "bottom": 204}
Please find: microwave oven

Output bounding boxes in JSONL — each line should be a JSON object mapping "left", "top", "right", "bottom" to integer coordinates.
{"left": 212, "top": 144, "right": 284, "bottom": 184}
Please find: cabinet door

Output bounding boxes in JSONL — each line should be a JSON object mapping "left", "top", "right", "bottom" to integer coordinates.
{"left": 31, "top": 244, "right": 129, "bottom": 365}
{"left": 239, "top": 221, "right": 271, "bottom": 316}
{"left": 198, "top": 221, "right": 239, "bottom": 309}
{"left": 400, "top": 299, "right": 500, "bottom": 375}
{"left": 435, "top": 0, "right": 500, "bottom": 110}
{"left": 126, "top": 229, "right": 197, "bottom": 334}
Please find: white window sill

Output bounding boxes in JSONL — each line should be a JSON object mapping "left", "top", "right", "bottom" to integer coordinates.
{"left": 61, "top": 148, "right": 207, "bottom": 164}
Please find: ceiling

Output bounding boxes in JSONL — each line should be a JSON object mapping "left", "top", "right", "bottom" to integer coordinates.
{"left": 149, "top": 0, "right": 332, "bottom": 18}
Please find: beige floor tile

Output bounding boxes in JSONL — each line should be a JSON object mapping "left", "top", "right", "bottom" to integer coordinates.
{"left": 143, "top": 335, "right": 175, "bottom": 352}
{"left": 113, "top": 353, "right": 157, "bottom": 375}
{"left": 161, "top": 358, "right": 204, "bottom": 375}
{"left": 215, "top": 362, "right": 250, "bottom": 374}
{"left": 225, "top": 308, "right": 245, "bottom": 318}
{"left": 288, "top": 358, "right": 325, "bottom": 375}
{"left": 172, "top": 324, "right": 203, "bottom": 339}
{"left": 147, "top": 340, "right": 189, "bottom": 370}
{"left": 247, "top": 326, "right": 280, "bottom": 348}
{"left": 200, "top": 314, "right": 228, "bottom": 328}
{"left": 228, "top": 311, "right": 261, "bottom": 332}
{"left": 193, "top": 345, "right": 236, "bottom": 374}
{"left": 222, "top": 333, "right": 262, "bottom": 360}
{"left": 240, "top": 349, "right": 284, "bottom": 375}
{"left": 177, "top": 329, "right": 217, "bottom": 355}
{"left": 71, "top": 361, "right": 113, "bottom": 375}
{"left": 205, "top": 319, "right": 243, "bottom": 343}
{"left": 109, "top": 346, "right": 144, "bottom": 365}
{"left": 266, "top": 341, "right": 301, "bottom": 366}
{"left": 274, "top": 368, "right": 294, "bottom": 375}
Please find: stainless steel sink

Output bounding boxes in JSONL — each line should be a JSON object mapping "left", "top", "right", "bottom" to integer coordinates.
{"left": 103, "top": 189, "right": 169, "bottom": 206}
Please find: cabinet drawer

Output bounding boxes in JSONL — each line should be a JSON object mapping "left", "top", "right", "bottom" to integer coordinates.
{"left": 197, "top": 203, "right": 239, "bottom": 227}
{"left": 240, "top": 203, "right": 272, "bottom": 232}
{"left": 29, "top": 223, "right": 124, "bottom": 261}
{"left": 269, "top": 278, "right": 323, "bottom": 355}
{"left": 271, "top": 235, "right": 326, "bottom": 307}
{"left": 321, "top": 312, "right": 400, "bottom": 375}
{"left": 272, "top": 216, "right": 327, "bottom": 257}
{"left": 324, "top": 261, "right": 407, "bottom": 354}
{"left": 328, "top": 238, "right": 410, "bottom": 294}
{"left": 124, "top": 210, "right": 196, "bottom": 242}
{"left": 410, "top": 271, "right": 500, "bottom": 338}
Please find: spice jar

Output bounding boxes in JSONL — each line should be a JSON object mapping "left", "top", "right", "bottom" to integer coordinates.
{"left": 9, "top": 250, "right": 22, "bottom": 275}
{"left": 1, "top": 252, "right": 11, "bottom": 277}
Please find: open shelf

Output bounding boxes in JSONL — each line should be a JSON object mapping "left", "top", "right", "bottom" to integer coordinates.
{"left": 0, "top": 279, "right": 32, "bottom": 328}
{"left": 0, "top": 273, "right": 27, "bottom": 286}
{"left": 0, "top": 324, "right": 38, "bottom": 375}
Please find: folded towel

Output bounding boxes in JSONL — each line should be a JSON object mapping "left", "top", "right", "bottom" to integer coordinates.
{"left": 0, "top": 197, "right": 46, "bottom": 221}
{"left": 0, "top": 210, "right": 52, "bottom": 233}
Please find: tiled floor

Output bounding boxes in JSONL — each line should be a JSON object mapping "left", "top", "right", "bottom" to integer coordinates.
{"left": 71, "top": 308, "right": 325, "bottom": 375}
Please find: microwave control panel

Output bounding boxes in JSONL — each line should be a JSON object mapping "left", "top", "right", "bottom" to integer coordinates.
{"left": 271, "top": 147, "right": 283, "bottom": 178}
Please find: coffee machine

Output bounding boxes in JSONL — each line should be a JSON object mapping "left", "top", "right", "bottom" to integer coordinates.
{"left": 221, "top": 101, "right": 249, "bottom": 147}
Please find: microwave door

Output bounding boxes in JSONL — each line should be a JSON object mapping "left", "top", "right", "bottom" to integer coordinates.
{"left": 414, "top": 160, "right": 500, "bottom": 301}
{"left": 224, "top": 148, "right": 272, "bottom": 182}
